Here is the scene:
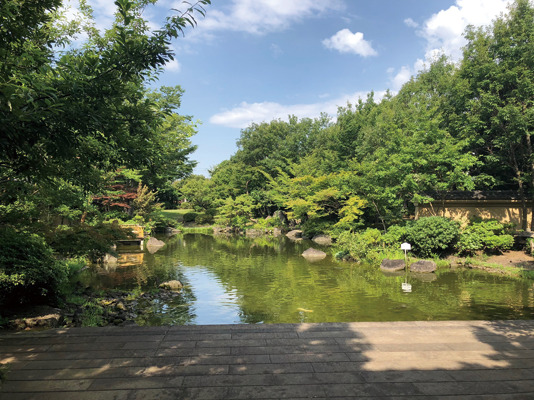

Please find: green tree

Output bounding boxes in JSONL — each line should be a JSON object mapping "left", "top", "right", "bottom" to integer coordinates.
{"left": 177, "top": 174, "right": 216, "bottom": 211}
{"left": 0, "top": 226, "right": 68, "bottom": 306}
{"left": 235, "top": 115, "right": 330, "bottom": 175}
{"left": 334, "top": 92, "right": 381, "bottom": 163}
{"left": 132, "top": 182, "right": 162, "bottom": 219}
{"left": 0, "top": 0, "right": 210, "bottom": 303}
{"left": 264, "top": 169, "right": 367, "bottom": 234}
{"left": 406, "top": 216, "right": 460, "bottom": 258}
{"left": 1, "top": 0, "right": 209, "bottom": 192}
{"left": 458, "top": 0, "right": 534, "bottom": 229}
{"left": 142, "top": 86, "right": 199, "bottom": 207}
{"left": 343, "top": 58, "right": 476, "bottom": 228}
{"left": 210, "top": 160, "right": 261, "bottom": 198}
{"left": 215, "top": 194, "right": 257, "bottom": 229}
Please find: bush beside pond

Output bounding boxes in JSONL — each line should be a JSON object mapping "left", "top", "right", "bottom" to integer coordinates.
{"left": 334, "top": 217, "right": 521, "bottom": 264}
{"left": 405, "top": 217, "right": 460, "bottom": 258}
{"left": 0, "top": 227, "right": 68, "bottom": 308}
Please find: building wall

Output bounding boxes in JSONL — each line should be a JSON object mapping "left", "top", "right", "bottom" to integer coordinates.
{"left": 416, "top": 200, "right": 533, "bottom": 230}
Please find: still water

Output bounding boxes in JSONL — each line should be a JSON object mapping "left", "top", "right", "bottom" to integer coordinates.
{"left": 79, "top": 233, "right": 534, "bottom": 325}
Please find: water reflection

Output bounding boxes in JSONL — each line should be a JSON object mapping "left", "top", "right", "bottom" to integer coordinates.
{"left": 78, "top": 233, "right": 534, "bottom": 325}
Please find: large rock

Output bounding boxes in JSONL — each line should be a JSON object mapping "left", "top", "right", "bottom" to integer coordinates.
{"left": 103, "top": 253, "right": 118, "bottom": 264}
{"left": 302, "top": 248, "right": 327, "bottom": 260}
{"left": 272, "top": 228, "right": 283, "bottom": 237}
{"left": 380, "top": 259, "right": 406, "bottom": 272}
{"left": 286, "top": 230, "right": 303, "bottom": 240}
{"left": 159, "top": 280, "right": 183, "bottom": 291}
{"left": 273, "top": 210, "right": 288, "bottom": 225}
{"left": 410, "top": 260, "right": 437, "bottom": 273}
{"left": 146, "top": 237, "right": 165, "bottom": 254}
{"left": 9, "top": 306, "right": 63, "bottom": 330}
{"left": 213, "top": 227, "right": 236, "bottom": 235}
{"left": 312, "top": 234, "right": 332, "bottom": 246}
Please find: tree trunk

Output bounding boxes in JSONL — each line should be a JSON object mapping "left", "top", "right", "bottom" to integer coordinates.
{"left": 371, "top": 200, "right": 387, "bottom": 233}
{"left": 510, "top": 144, "right": 528, "bottom": 230}
{"left": 517, "top": 178, "right": 528, "bottom": 231}
{"left": 526, "top": 134, "right": 534, "bottom": 231}
{"left": 516, "top": 178, "right": 528, "bottom": 231}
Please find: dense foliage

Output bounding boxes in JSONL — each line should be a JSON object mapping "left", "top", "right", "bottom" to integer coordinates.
{"left": 3, "top": 0, "right": 534, "bottom": 309}
{"left": 177, "top": 0, "right": 534, "bottom": 243}
{"left": 405, "top": 217, "right": 460, "bottom": 258}
{"left": 0, "top": 0, "right": 210, "bottom": 308}
{"left": 457, "top": 219, "right": 515, "bottom": 255}
{"left": 0, "top": 227, "right": 68, "bottom": 306}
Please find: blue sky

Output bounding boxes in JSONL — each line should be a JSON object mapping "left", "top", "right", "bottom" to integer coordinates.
{"left": 64, "top": 0, "right": 513, "bottom": 176}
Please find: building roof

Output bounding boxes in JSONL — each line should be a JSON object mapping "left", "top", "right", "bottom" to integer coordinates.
{"left": 425, "top": 190, "right": 522, "bottom": 201}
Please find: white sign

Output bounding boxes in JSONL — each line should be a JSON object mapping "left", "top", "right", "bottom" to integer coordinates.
{"left": 402, "top": 282, "right": 412, "bottom": 293}
{"left": 401, "top": 242, "right": 411, "bottom": 251}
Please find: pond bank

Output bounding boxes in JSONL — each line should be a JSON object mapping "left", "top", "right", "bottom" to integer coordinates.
{"left": 447, "top": 250, "right": 534, "bottom": 278}
{"left": 180, "top": 224, "right": 534, "bottom": 274}
{"left": 2, "top": 286, "right": 184, "bottom": 331}
{"left": 3, "top": 234, "right": 534, "bottom": 331}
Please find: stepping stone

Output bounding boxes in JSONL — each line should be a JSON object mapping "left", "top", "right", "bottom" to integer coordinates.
{"left": 380, "top": 259, "right": 406, "bottom": 272}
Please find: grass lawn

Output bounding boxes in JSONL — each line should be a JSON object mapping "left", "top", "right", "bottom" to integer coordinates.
{"left": 161, "top": 209, "right": 195, "bottom": 222}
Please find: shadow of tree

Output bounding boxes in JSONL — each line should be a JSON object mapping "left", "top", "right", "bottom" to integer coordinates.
{"left": 454, "top": 320, "right": 534, "bottom": 393}
{"left": 3, "top": 320, "right": 533, "bottom": 398}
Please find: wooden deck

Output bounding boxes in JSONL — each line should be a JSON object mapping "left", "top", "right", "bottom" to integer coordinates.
{"left": 1, "top": 320, "right": 534, "bottom": 399}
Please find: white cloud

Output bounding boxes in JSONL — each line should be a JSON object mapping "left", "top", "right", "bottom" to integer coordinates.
{"left": 55, "top": 0, "right": 89, "bottom": 44}
{"left": 87, "top": 0, "right": 117, "bottom": 32}
{"left": 210, "top": 91, "right": 387, "bottom": 129}
{"left": 387, "top": 57, "right": 429, "bottom": 92}
{"left": 420, "top": 0, "right": 511, "bottom": 61}
{"left": 389, "top": 66, "right": 413, "bottom": 92}
{"left": 322, "top": 29, "right": 378, "bottom": 57}
{"left": 189, "top": 0, "right": 344, "bottom": 36}
{"left": 165, "top": 58, "right": 181, "bottom": 72}
{"left": 390, "top": 0, "right": 512, "bottom": 91}
{"left": 88, "top": 0, "right": 117, "bottom": 16}
{"left": 59, "top": 0, "right": 84, "bottom": 22}
{"left": 404, "top": 18, "right": 418, "bottom": 28}
{"left": 57, "top": 0, "right": 117, "bottom": 35}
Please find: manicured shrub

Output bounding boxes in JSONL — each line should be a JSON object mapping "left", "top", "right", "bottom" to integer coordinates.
{"left": 405, "top": 216, "right": 460, "bottom": 257}
{"left": 195, "top": 213, "right": 214, "bottom": 224}
{"left": 457, "top": 219, "right": 514, "bottom": 254}
{"left": 0, "top": 227, "right": 68, "bottom": 307}
{"left": 182, "top": 212, "right": 198, "bottom": 223}
{"left": 157, "top": 215, "right": 180, "bottom": 228}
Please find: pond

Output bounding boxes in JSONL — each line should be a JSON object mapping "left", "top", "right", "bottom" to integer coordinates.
{"left": 79, "top": 233, "right": 534, "bottom": 325}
